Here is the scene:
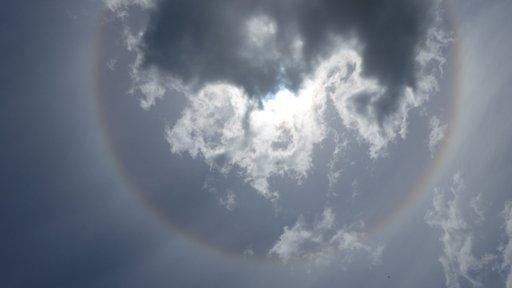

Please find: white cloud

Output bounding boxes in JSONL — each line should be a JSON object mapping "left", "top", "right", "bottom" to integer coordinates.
{"left": 167, "top": 80, "right": 327, "bottom": 200}
{"left": 327, "top": 130, "right": 348, "bottom": 192}
{"left": 426, "top": 173, "right": 495, "bottom": 288}
{"left": 104, "top": 0, "right": 154, "bottom": 16}
{"left": 415, "top": 11, "right": 453, "bottom": 99}
{"left": 243, "top": 248, "right": 255, "bottom": 258}
{"left": 428, "top": 115, "right": 448, "bottom": 155}
{"left": 118, "top": 28, "right": 190, "bottom": 111}
{"left": 323, "top": 49, "right": 400, "bottom": 157}
{"left": 138, "top": 72, "right": 166, "bottom": 110}
{"left": 245, "top": 15, "right": 277, "bottom": 48}
{"left": 502, "top": 202, "right": 512, "bottom": 288}
{"left": 268, "top": 208, "right": 383, "bottom": 266}
{"left": 239, "top": 15, "right": 282, "bottom": 65}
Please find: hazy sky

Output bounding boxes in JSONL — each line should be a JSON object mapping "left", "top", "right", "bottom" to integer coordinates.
{"left": 2, "top": 1, "right": 512, "bottom": 287}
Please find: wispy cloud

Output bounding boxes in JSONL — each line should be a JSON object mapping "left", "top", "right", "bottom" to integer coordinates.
{"left": 202, "top": 178, "right": 237, "bottom": 211}
{"left": 268, "top": 208, "right": 383, "bottom": 266}
{"left": 501, "top": 202, "right": 512, "bottom": 288}
{"left": 426, "top": 173, "right": 495, "bottom": 288}
{"left": 428, "top": 115, "right": 448, "bottom": 156}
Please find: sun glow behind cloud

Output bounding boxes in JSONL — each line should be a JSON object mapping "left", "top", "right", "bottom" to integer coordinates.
{"left": 115, "top": 1, "right": 451, "bottom": 202}
{"left": 164, "top": 45, "right": 445, "bottom": 199}
{"left": 166, "top": 53, "right": 331, "bottom": 199}
{"left": 97, "top": 0, "right": 470, "bottom": 274}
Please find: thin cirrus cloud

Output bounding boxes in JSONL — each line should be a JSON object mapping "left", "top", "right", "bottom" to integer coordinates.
{"left": 425, "top": 173, "right": 499, "bottom": 288}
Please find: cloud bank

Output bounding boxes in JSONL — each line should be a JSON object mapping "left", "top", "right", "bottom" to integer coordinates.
{"left": 140, "top": 0, "right": 432, "bottom": 97}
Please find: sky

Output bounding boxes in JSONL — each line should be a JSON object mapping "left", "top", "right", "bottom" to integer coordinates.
{"left": 2, "top": 0, "right": 512, "bottom": 287}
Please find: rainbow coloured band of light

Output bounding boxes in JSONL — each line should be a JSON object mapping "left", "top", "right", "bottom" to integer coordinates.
{"left": 92, "top": 1, "right": 462, "bottom": 263}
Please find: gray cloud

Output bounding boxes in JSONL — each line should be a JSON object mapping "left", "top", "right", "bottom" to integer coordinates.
{"left": 139, "top": 0, "right": 435, "bottom": 100}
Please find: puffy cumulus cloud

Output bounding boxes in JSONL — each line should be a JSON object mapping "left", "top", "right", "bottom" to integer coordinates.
{"left": 502, "top": 202, "right": 512, "bottom": 288}
{"left": 268, "top": 208, "right": 383, "bottom": 266}
{"left": 426, "top": 173, "right": 496, "bottom": 288}
{"left": 428, "top": 115, "right": 448, "bottom": 155}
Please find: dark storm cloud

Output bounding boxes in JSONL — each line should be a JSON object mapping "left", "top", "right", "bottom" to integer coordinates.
{"left": 139, "top": 0, "right": 433, "bottom": 98}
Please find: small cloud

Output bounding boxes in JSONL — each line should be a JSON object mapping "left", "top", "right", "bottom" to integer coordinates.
{"left": 202, "top": 179, "right": 237, "bottom": 211}
{"left": 167, "top": 81, "right": 326, "bottom": 200}
{"left": 104, "top": 0, "right": 154, "bottom": 17}
{"left": 501, "top": 201, "right": 512, "bottom": 288}
{"left": 245, "top": 15, "right": 277, "bottom": 48}
{"left": 351, "top": 179, "right": 360, "bottom": 201}
{"left": 138, "top": 74, "right": 165, "bottom": 110}
{"left": 107, "top": 59, "right": 117, "bottom": 71}
{"left": 428, "top": 115, "right": 448, "bottom": 156}
{"left": 327, "top": 130, "right": 348, "bottom": 192}
{"left": 470, "top": 193, "right": 485, "bottom": 224}
{"left": 268, "top": 208, "right": 383, "bottom": 266}
{"left": 243, "top": 248, "right": 255, "bottom": 258}
{"left": 219, "top": 190, "right": 237, "bottom": 211}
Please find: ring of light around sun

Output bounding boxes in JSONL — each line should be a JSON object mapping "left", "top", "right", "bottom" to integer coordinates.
{"left": 95, "top": 0, "right": 457, "bottom": 262}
